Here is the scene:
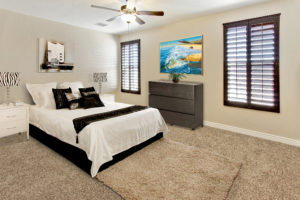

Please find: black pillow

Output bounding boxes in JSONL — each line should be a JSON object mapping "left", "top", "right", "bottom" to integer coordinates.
{"left": 79, "top": 87, "right": 104, "bottom": 109}
{"left": 52, "top": 88, "right": 72, "bottom": 109}
{"left": 65, "top": 93, "right": 81, "bottom": 110}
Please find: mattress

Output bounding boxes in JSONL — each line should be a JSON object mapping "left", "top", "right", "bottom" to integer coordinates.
{"left": 29, "top": 101, "right": 168, "bottom": 177}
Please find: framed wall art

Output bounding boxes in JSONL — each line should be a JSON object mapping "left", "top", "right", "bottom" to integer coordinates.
{"left": 160, "top": 35, "right": 203, "bottom": 75}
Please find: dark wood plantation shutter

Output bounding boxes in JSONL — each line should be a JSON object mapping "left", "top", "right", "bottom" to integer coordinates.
{"left": 121, "top": 39, "right": 141, "bottom": 94}
{"left": 224, "top": 14, "right": 280, "bottom": 112}
{"left": 224, "top": 25, "right": 248, "bottom": 103}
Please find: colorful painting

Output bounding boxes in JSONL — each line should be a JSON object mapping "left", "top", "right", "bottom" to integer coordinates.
{"left": 160, "top": 35, "right": 203, "bottom": 75}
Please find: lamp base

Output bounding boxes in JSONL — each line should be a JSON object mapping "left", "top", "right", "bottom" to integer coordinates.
{"left": 6, "top": 86, "right": 11, "bottom": 104}
{"left": 98, "top": 82, "right": 102, "bottom": 95}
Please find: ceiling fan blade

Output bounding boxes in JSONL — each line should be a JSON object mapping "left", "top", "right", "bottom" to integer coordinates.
{"left": 106, "top": 15, "right": 120, "bottom": 22}
{"left": 135, "top": 16, "right": 145, "bottom": 25}
{"left": 95, "top": 22, "right": 108, "bottom": 27}
{"left": 91, "top": 5, "right": 120, "bottom": 12}
{"left": 136, "top": 11, "right": 164, "bottom": 16}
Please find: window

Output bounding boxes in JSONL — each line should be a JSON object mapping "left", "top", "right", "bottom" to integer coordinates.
{"left": 121, "top": 39, "right": 141, "bottom": 94}
{"left": 223, "top": 14, "right": 280, "bottom": 112}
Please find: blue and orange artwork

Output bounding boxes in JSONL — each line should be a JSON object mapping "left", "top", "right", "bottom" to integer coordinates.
{"left": 160, "top": 35, "right": 203, "bottom": 75}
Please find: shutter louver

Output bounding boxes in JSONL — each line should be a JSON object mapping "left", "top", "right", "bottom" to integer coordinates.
{"left": 121, "top": 40, "right": 141, "bottom": 94}
{"left": 224, "top": 14, "right": 280, "bottom": 113}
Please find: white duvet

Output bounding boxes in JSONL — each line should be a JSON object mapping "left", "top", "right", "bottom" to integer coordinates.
{"left": 29, "top": 101, "right": 168, "bottom": 177}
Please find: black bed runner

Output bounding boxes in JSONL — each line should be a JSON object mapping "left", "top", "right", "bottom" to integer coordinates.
{"left": 73, "top": 105, "right": 147, "bottom": 143}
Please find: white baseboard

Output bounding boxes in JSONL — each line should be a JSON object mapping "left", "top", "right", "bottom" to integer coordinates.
{"left": 204, "top": 121, "right": 300, "bottom": 148}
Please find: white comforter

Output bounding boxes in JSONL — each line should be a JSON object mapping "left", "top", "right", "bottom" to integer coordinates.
{"left": 29, "top": 101, "right": 168, "bottom": 177}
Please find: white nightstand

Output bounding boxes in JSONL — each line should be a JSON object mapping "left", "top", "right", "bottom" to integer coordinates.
{"left": 100, "top": 94, "right": 115, "bottom": 102}
{"left": 0, "top": 105, "right": 29, "bottom": 140}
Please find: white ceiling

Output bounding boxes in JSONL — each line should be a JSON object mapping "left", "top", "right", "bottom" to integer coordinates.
{"left": 0, "top": 0, "right": 272, "bottom": 35}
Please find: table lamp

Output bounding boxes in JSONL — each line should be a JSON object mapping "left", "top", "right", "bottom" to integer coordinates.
{"left": 0, "top": 72, "right": 20, "bottom": 105}
{"left": 93, "top": 72, "right": 107, "bottom": 94}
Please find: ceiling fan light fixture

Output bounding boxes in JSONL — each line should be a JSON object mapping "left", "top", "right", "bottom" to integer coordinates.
{"left": 121, "top": 14, "right": 136, "bottom": 23}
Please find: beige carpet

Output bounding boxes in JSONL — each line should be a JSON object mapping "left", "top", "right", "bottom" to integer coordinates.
{"left": 97, "top": 138, "right": 242, "bottom": 200}
{"left": 0, "top": 134, "right": 122, "bottom": 200}
{"left": 1, "top": 126, "right": 300, "bottom": 200}
{"left": 166, "top": 126, "right": 300, "bottom": 200}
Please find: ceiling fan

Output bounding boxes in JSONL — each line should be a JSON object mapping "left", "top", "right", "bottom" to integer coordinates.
{"left": 91, "top": 0, "right": 164, "bottom": 26}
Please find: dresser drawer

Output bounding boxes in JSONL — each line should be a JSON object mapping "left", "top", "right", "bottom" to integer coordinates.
{"left": 149, "top": 95, "right": 194, "bottom": 114}
{"left": 0, "top": 120, "right": 26, "bottom": 138}
{"left": 0, "top": 109, "right": 26, "bottom": 122}
{"left": 149, "top": 81, "right": 194, "bottom": 100}
{"left": 159, "top": 110, "right": 195, "bottom": 128}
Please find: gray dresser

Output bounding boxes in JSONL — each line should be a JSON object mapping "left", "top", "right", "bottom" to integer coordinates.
{"left": 149, "top": 80, "right": 203, "bottom": 130}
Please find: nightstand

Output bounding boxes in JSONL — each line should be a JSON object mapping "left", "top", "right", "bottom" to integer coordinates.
{"left": 100, "top": 94, "right": 115, "bottom": 102}
{"left": 0, "top": 105, "right": 29, "bottom": 140}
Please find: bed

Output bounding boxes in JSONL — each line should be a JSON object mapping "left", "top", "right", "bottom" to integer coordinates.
{"left": 29, "top": 100, "right": 168, "bottom": 177}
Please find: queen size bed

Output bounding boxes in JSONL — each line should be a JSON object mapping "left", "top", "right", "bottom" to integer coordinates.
{"left": 29, "top": 101, "right": 167, "bottom": 177}
{"left": 26, "top": 82, "right": 168, "bottom": 177}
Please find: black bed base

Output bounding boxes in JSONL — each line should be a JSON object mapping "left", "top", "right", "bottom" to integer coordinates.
{"left": 29, "top": 125, "right": 163, "bottom": 175}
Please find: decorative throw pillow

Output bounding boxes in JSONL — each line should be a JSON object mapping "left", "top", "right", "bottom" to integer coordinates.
{"left": 65, "top": 93, "right": 81, "bottom": 110}
{"left": 52, "top": 88, "right": 72, "bottom": 109}
{"left": 79, "top": 87, "right": 104, "bottom": 109}
{"left": 58, "top": 81, "right": 84, "bottom": 96}
{"left": 81, "top": 91, "right": 98, "bottom": 97}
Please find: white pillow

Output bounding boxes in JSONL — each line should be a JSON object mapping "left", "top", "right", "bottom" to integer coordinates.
{"left": 39, "top": 90, "right": 56, "bottom": 109}
{"left": 26, "top": 82, "right": 57, "bottom": 108}
{"left": 58, "top": 81, "right": 84, "bottom": 95}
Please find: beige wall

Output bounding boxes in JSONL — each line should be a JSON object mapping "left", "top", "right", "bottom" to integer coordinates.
{"left": 0, "top": 8, "right": 119, "bottom": 104}
{"left": 117, "top": 0, "right": 300, "bottom": 140}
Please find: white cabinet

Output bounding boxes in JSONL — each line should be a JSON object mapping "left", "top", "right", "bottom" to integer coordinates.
{"left": 0, "top": 105, "right": 29, "bottom": 139}
{"left": 100, "top": 94, "right": 115, "bottom": 102}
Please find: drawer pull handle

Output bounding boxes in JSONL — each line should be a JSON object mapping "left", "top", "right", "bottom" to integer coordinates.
{"left": 7, "top": 126, "right": 16, "bottom": 130}
{"left": 6, "top": 115, "right": 16, "bottom": 118}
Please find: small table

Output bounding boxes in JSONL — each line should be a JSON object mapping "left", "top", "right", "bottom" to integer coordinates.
{"left": 0, "top": 104, "right": 29, "bottom": 140}
{"left": 100, "top": 94, "right": 115, "bottom": 102}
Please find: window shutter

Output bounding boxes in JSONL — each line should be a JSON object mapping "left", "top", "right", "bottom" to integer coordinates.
{"left": 225, "top": 25, "right": 248, "bottom": 103}
{"left": 250, "top": 22, "right": 278, "bottom": 107}
{"left": 224, "top": 14, "right": 280, "bottom": 113}
{"left": 121, "top": 40, "right": 141, "bottom": 94}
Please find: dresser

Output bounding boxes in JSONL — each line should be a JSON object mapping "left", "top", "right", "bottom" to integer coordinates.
{"left": 149, "top": 80, "right": 203, "bottom": 130}
{"left": 0, "top": 105, "right": 29, "bottom": 139}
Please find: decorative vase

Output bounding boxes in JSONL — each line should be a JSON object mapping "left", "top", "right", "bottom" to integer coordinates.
{"left": 172, "top": 78, "right": 179, "bottom": 83}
